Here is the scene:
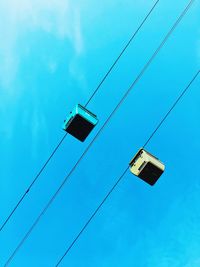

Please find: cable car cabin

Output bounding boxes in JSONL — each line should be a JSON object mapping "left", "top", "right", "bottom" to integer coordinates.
{"left": 63, "top": 104, "right": 98, "bottom": 142}
{"left": 129, "top": 148, "right": 165, "bottom": 186}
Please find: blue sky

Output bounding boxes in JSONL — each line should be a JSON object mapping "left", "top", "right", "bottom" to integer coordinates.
{"left": 0, "top": 0, "right": 200, "bottom": 266}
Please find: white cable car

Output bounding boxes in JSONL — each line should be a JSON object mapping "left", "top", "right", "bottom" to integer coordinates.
{"left": 129, "top": 148, "right": 165, "bottom": 185}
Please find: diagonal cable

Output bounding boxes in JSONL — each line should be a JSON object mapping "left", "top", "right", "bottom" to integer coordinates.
{"left": 4, "top": 0, "right": 195, "bottom": 265}
{"left": 0, "top": 132, "right": 68, "bottom": 232}
{"left": 143, "top": 70, "right": 200, "bottom": 148}
{"left": 55, "top": 166, "right": 129, "bottom": 267}
{"left": 84, "top": 0, "right": 160, "bottom": 107}
{"left": 55, "top": 69, "right": 199, "bottom": 266}
{"left": 0, "top": 0, "right": 160, "bottom": 233}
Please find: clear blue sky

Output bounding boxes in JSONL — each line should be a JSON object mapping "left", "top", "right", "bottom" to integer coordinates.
{"left": 0, "top": 0, "right": 200, "bottom": 266}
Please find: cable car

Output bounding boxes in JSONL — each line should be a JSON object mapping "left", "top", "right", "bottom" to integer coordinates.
{"left": 63, "top": 104, "right": 98, "bottom": 142}
{"left": 129, "top": 148, "right": 165, "bottom": 185}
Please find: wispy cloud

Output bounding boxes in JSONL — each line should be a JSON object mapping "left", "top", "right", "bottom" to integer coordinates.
{"left": 0, "top": 0, "right": 85, "bottom": 148}
{"left": 0, "top": 0, "right": 84, "bottom": 91}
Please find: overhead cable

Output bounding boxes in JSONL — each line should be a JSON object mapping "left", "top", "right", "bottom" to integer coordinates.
{"left": 84, "top": 0, "right": 160, "bottom": 107}
{"left": 143, "top": 70, "right": 200, "bottom": 148}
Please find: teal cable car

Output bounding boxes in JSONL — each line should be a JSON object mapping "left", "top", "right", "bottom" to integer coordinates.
{"left": 63, "top": 104, "right": 98, "bottom": 142}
